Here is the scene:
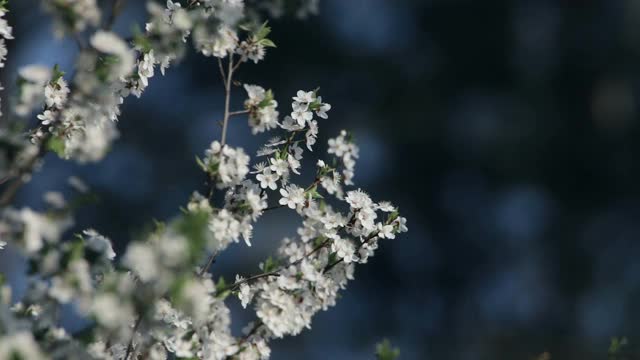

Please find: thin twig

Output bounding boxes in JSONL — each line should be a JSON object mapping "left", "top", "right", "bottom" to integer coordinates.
{"left": 228, "top": 271, "right": 280, "bottom": 291}
{"left": 105, "top": 0, "right": 126, "bottom": 30}
{"left": 222, "top": 237, "right": 332, "bottom": 293}
{"left": 124, "top": 315, "right": 143, "bottom": 359}
{"left": 228, "top": 109, "right": 250, "bottom": 117}
{"left": 217, "top": 58, "right": 227, "bottom": 89}
{"left": 220, "top": 55, "right": 235, "bottom": 146}
{"left": 263, "top": 204, "right": 285, "bottom": 212}
{"left": 199, "top": 250, "right": 219, "bottom": 276}
{"left": 214, "top": 109, "right": 250, "bottom": 127}
{"left": 324, "top": 232, "right": 380, "bottom": 273}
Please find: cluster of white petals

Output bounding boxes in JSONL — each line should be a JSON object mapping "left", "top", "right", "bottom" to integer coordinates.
{"left": 244, "top": 84, "right": 279, "bottom": 134}
{"left": 0, "top": 6, "right": 12, "bottom": 116}
{"left": 42, "top": 0, "right": 101, "bottom": 38}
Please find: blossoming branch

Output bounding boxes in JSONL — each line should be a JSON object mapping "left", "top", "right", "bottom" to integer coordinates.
{"left": 0, "top": 1, "right": 407, "bottom": 359}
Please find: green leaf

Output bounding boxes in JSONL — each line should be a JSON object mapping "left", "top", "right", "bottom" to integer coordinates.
{"left": 215, "top": 277, "right": 231, "bottom": 298}
{"left": 169, "top": 275, "right": 189, "bottom": 302}
{"left": 313, "top": 236, "right": 327, "bottom": 247}
{"left": 255, "top": 21, "right": 271, "bottom": 40}
{"left": 131, "top": 25, "right": 152, "bottom": 53}
{"left": 46, "top": 137, "right": 66, "bottom": 158}
{"left": 262, "top": 256, "right": 280, "bottom": 273}
{"left": 60, "top": 238, "right": 85, "bottom": 270}
{"left": 306, "top": 185, "right": 323, "bottom": 199}
{"left": 258, "top": 38, "right": 276, "bottom": 48}
{"left": 175, "top": 210, "right": 210, "bottom": 262}
{"left": 51, "top": 64, "right": 65, "bottom": 83}
{"left": 195, "top": 156, "right": 207, "bottom": 171}
{"left": 327, "top": 252, "right": 337, "bottom": 265}
{"left": 609, "top": 337, "right": 628, "bottom": 355}
{"left": 375, "top": 339, "right": 400, "bottom": 360}
{"left": 258, "top": 89, "right": 274, "bottom": 108}
{"left": 216, "top": 277, "right": 227, "bottom": 291}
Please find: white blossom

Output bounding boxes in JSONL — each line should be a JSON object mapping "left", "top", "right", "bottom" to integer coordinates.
{"left": 279, "top": 184, "right": 305, "bottom": 209}
{"left": 0, "top": 332, "right": 46, "bottom": 360}
{"left": 90, "top": 31, "right": 135, "bottom": 78}
{"left": 15, "top": 65, "right": 51, "bottom": 116}
{"left": 194, "top": 24, "right": 238, "bottom": 58}
{"left": 204, "top": 141, "right": 250, "bottom": 188}
{"left": 83, "top": 229, "right": 116, "bottom": 260}
{"left": 332, "top": 237, "right": 356, "bottom": 263}
{"left": 44, "top": 77, "right": 70, "bottom": 109}
{"left": 123, "top": 242, "right": 158, "bottom": 282}
{"left": 256, "top": 168, "right": 278, "bottom": 190}
{"left": 43, "top": 0, "right": 101, "bottom": 37}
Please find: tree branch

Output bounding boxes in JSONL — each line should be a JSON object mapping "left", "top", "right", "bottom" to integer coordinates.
{"left": 220, "top": 55, "right": 235, "bottom": 146}
{"left": 105, "top": 0, "right": 126, "bottom": 30}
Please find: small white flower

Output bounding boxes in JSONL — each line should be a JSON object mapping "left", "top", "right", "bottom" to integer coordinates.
{"left": 377, "top": 223, "right": 395, "bottom": 239}
{"left": 287, "top": 154, "right": 301, "bottom": 175}
{"left": 394, "top": 216, "right": 408, "bottom": 233}
{"left": 0, "top": 332, "right": 46, "bottom": 360}
{"left": 209, "top": 209, "right": 243, "bottom": 249}
{"left": 90, "top": 31, "right": 135, "bottom": 78}
{"left": 345, "top": 189, "right": 373, "bottom": 210}
{"left": 236, "top": 276, "right": 254, "bottom": 308}
{"left": 376, "top": 201, "right": 396, "bottom": 212}
{"left": 315, "top": 97, "right": 331, "bottom": 119}
{"left": 83, "top": 229, "right": 116, "bottom": 260}
{"left": 291, "top": 108, "right": 312, "bottom": 126}
{"left": 293, "top": 90, "right": 315, "bottom": 103}
{"left": 306, "top": 120, "right": 319, "bottom": 151}
{"left": 269, "top": 158, "right": 289, "bottom": 177}
{"left": 331, "top": 237, "right": 356, "bottom": 263}
{"left": 44, "top": 77, "right": 69, "bottom": 109}
{"left": 279, "top": 185, "right": 305, "bottom": 209}
{"left": 138, "top": 50, "right": 156, "bottom": 87}
{"left": 123, "top": 242, "right": 158, "bottom": 282}
{"left": 244, "top": 84, "right": 266, "bottom": 106}
{"left": 37, "top": 110, "right": 56, "bottom": 125}
{"left": 257, "top": 168, "right": 278, "bottom": 190}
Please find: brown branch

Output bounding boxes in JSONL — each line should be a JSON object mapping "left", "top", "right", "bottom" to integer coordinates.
{"left": 124, "top": 315, "right": 143, "bottom": 360}
{"left": 199, "top": 250, "right": 219, "bottom": 276}
{"left": 228, "top": 109, "right": 250, "bottom": 117}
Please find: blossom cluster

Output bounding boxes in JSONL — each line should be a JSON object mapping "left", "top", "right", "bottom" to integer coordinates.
{"left": 0, "top": 2, "right": 12, "bottom": 117}
{"left": 0, "top": 0, "right": 408, "bottom": 359}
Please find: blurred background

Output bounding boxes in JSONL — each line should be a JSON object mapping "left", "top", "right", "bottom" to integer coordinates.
{"left": 5, "top": 0, "right": 640, "bottom": 358}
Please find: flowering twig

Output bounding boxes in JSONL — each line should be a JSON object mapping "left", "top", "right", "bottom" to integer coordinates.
{"left": 199, "top": 250, "right": 219, "bottom": 276}
{"left": 228, "top": 109, "right": 250, "bottom": 117}
{"left": 324, "top": 231, "right": 380, "bottom": 273}
{"left": 223, "top": 236, "right": 332, "bottom": 293}
{"left": 124, "top": 315, "right": 143, "bottom": 359}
